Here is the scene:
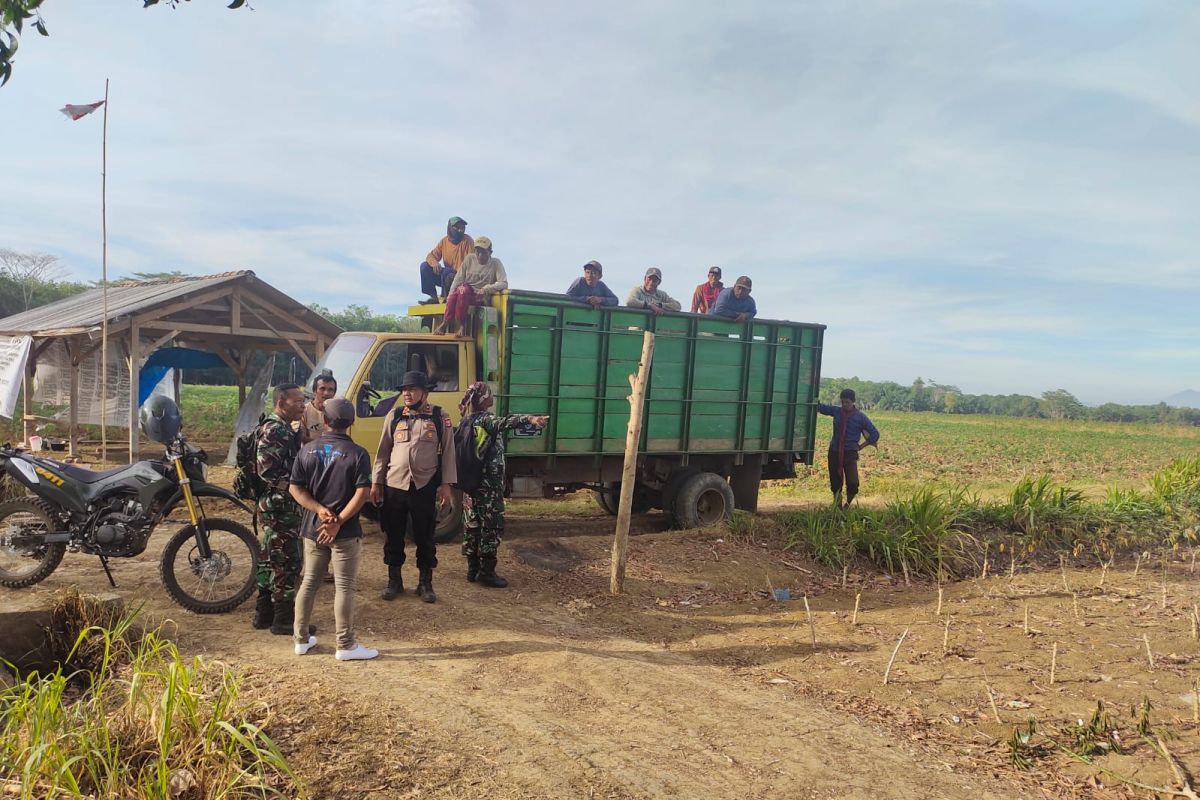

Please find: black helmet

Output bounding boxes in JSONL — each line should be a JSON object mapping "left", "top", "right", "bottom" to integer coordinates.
{"left": 140, "top": 395, "right": 182, "bottom": 444}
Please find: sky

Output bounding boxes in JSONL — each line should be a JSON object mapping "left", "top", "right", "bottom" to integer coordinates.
{"left": 1, "top": 1, "right": 1197, "bottom": 405}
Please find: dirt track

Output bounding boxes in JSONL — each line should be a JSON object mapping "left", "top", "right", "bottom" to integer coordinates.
{"left": 5, "top": 493, "right": 1046, "bottom": 800}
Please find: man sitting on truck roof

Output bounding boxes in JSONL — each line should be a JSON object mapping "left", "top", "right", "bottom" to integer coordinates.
{"left": 709, "top": 275, "right": 757, "bottom": 321}
{"left": 419, "top": 216, "right": 474, "bottom": 305}
{"left": 626, "top": 267, "right": 681, "bottom": 316}
{"left": 435, "top": 235, "right": 507, "bottom": 336}
{"left": 690, "top": 266, "right": 724, "bottom": 314}
{"left": 565, "top": 260, "right": 618, "bottom": 308}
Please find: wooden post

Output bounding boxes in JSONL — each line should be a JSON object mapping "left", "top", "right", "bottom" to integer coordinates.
{"left": 21, "top": 356, "right": 34, "bottom": 448}
{"left": 236, "top": 349, "right": 251, "bottom": 406}
{"left": 66, "top": 338, "right": 80, "bottom": 458}
{"left": 127, "top": 322, "right": 139, "bottom": 462}
{"left": 610, "top": 330, "right": 655, "bottom": 595}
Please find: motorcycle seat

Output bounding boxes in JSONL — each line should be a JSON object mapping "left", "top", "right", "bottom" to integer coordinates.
{"left": 51, "top": 462, "right": 133, "bottom": 484}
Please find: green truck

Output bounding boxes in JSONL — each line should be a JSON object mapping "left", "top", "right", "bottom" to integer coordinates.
{"left": 307, "top": 291, "right": 825, "bottom": 540}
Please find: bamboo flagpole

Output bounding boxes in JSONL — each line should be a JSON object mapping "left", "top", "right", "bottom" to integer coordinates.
{"left": 610, "top": 330, "right": 655, "bottom": 594}
{"left": 60, "top": 86, "right": 110, "bottom": 464}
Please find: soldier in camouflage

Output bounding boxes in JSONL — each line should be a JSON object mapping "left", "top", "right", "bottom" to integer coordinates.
{"left": 457, "top": 382, "right": 547, "bottom": 587}
{"left": 251, "top": 383, "right": 306, "bottom": 634}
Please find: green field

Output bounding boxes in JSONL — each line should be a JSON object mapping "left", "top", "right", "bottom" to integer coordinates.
{"left": 780, "top": 410, "right": 1200, "bottom": 501}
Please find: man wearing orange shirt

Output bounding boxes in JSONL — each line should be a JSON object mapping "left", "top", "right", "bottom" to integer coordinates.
{"left": 419, "top": 216, "right": 474, "bottom": 304}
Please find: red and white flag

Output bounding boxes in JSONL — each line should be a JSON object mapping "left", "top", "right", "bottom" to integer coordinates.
{"left": 59, "top": 101, "right": 105, "bottom": 121}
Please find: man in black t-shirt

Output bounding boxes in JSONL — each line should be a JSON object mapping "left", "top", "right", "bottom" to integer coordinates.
{"left": 289, "top": 398, "right": 378, "bottom": 661}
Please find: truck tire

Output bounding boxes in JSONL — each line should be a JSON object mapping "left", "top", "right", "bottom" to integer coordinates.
{"left": 593, "top": 482, "right": 653, "bottom": 515}
{"left": 672, "top": 472, "right": 734, "bottom": 529}
{"left": 434, "top": 487, "right": 464, "bottom": 544}
{"left": 662, "top": 468, "right": 700, "bottom": 526}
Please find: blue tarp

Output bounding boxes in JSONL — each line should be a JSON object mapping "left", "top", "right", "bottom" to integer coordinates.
{"left": 138, "top": 347, "right": 227, "bottom": 405}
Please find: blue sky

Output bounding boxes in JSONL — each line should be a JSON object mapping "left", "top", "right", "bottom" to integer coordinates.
{"left": 1, "top": 1, "right": 1196, "bottom": 404}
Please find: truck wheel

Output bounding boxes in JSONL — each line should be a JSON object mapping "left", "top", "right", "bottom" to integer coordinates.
{"left": 434, "top": 488, "right": 464, "bottom": 544}
{"left": 672, "top": 472, "right": 734, "bottom": 529}
{"left": 662, "top": 468, "right": 700, "bottom": 526}
{"left": 593, "top": 482, "right": 653, "bottom": 515}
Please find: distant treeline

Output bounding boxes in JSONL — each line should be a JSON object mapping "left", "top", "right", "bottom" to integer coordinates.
{"left": 819, "top": 377, "right": 1200, "bottom": 426}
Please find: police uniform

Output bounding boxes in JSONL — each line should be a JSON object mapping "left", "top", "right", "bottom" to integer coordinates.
{"left": 254, "top": 412, "right": 303, "bottom": 606}
{"left": 375, "top": 400, "right": 457, "bottom": 582}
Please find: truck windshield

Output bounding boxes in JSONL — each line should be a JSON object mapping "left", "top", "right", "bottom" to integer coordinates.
{"left": 305, "top": 334, "right": 374, "bottom": 391}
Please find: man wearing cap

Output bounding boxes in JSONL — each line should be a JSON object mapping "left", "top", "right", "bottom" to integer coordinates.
{"left": 709, "top": 276, "right": 758, "bottom": 321}
{"left": 566, "top": 261, "right": 618, "bottom": 308}
{"left": 289, "top": 398, "right": 379, "bottom": 661}
{"left": 625, "top": 267, "right": 681, "bottom": 315}
{"left": 372, "top": 370, "right": 457, "bottom": 603}
{"left": 420, "top": 216, "right": 474, "bottom": 305}
{"left": 434, "top": 235, "right": 507, "bottom": 336}
{"left": 690, "top": 267, "right": 724, "bottom": 314}
{"left": 818, "top": 388, "right": 881, "bottom": 510}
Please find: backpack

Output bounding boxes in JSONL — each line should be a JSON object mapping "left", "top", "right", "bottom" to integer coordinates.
{"left": 232, "top": 415, "right": 269, "bottom": 501}
{"left": 453, "top": 414, "right": 498, "bottom": 495}
{"left": 388, "top": 405, "right": 446, "bottom": 455}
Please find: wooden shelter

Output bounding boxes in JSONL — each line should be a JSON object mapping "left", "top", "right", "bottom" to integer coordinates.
{"left": 0, "top": 271, "right": 341, "bottom": 461}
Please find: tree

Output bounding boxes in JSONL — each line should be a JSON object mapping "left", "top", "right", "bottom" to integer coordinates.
{"left": 1, "top": 0, "right": 247, "bottom": 87}
{"left": 309, "top": 303, "right": 422, "bottom": 333}
{"left": 0, "top": 248, "right": 61, "bottom": 310}
{"left": 1039, "top": 389, "right": 1085, "bottom": 420}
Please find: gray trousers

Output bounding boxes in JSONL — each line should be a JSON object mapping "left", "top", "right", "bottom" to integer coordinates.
{"left": 294, "top": 537, "right": 362, "bottom": 651}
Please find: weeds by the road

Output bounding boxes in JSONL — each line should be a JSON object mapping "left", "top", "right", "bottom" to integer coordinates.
{"left": 0, "top": 593, "right": 302, "bottom": 799}
{"left": 781, "top": 457, "right": 1200, "bottom": 578}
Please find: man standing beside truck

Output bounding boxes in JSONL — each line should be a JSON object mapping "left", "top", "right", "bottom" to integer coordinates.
{"left": 301, "top": 370, "right": 337, "bottom": 444}
{"left": 626, "top": 267, "right": 681, "bottom": 315}
{"left": 373, "top": 370, "right": 458, "bottom": 603}
{"left": 709, "top": 275, "right": 758, "bottom": 321}
{"left": 818, "top": 388, "right": 880, "bottom": 509}
{"left": 420, "top": 216, "right": 474, "bottom": 305}
{"left": 566, "top": 260, "right": 618, "bottom": 308}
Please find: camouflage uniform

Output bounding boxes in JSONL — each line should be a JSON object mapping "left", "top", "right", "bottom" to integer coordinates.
{"left": 461, "top": 412, "right": 535, "bottom": 558}
{"left": 254, "top": 413, "right": 303, "bottom": 603}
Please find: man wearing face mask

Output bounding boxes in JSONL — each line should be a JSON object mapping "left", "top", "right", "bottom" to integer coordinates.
{"left": 419, "top": 216, "right": 474, "bottom": 305}
{"left": 372, "top": 370, "right": 457, "bottom": 603}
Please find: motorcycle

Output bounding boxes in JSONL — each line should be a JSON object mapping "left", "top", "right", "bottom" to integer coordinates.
{"left": 0, "top": 398, "right": 259, "bottom": 614}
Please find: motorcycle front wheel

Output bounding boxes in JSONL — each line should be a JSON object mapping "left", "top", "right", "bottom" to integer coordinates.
{"left": 0, "top": 498, "right": 66, "bottom": 588}
{"left": 160, "top": 518, "right": 259, "bottom": 613}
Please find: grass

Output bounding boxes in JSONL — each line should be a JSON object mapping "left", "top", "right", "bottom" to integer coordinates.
{"left": 0, "top": 591, "right": 302, "bottom": 799}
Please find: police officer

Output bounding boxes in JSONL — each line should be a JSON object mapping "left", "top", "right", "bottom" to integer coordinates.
{"left": 373, "top": 370, "right": 457, "bottom": 603}
{"left": 252, "top": 383, "right": 306, "bottom": 634}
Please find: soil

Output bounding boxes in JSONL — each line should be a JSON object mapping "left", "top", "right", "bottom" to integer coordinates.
{"left": 6, "top": 471, "right": 1199, "bottom": 799}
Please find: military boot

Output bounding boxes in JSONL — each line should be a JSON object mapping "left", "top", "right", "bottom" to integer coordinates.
{"left": 466, "top": 555, "right": 480, "bottom": 583}
{"left": 251, "top": 589, "right": 273, "bottom": 630}
{"left": 477, "top": 556, "right": 509, "bottom": 588}
{"left": 381, "top": 565, "right": 403, "bottom": 601}
{"left": 416, "top": 568, "right": 437, "bottom": 603}
{"left": 270, "top": 601, "right": 295, "bottom": 636}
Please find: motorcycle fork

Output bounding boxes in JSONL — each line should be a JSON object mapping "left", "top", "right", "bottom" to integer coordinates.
{"left": 171, "top": 457, "right": 211, "bottom": 558}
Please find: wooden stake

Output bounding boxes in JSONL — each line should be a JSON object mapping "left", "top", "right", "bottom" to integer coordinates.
{"left": 981, "top": 544, "right": 989, "bottom": 579}
{"left": 1099, "top": 557, "right": 1110, "bottom": 588}
{"left": 100, "top": 78, "right": 110, "bottom": 466}
{"left": 1160, "top": 584, "right": 1168, "bottom": 611}
{"left": 1009, "top": 553, "right": 1016, "bottom": 579}
{"left": 803, "top": 594, "right": 816, "bottom": 649}
{"left": 1143, "top": 634, "right": 1154, "bottom": 670}
{"left": 882, "top": 627, "right": 910, "bottom": 685}
{"left": 1071, "top": 592, "right": 1080, "bottom": 620}
{"left": 942, "top": 615, "right": 951, "bottom": 656}
{"left": 1192, "top": 604, "right": 1199, "bottom": 641}
{"left": 609, "top": 330, "right": 655, "bottom": 594}
{"left": 841, "top": 563, "right": 848, "bottom": 588}
{"left": 851, "top": 591, "right": 861, "bottom": 626}
{"left": 1133, "top": 552, "right": 1142, "bottom": 578}
{"left": 1060, "top": 555, "right": 1070, "bottom": 593}
{"left": 1049, "top": 642, "right": 1058, "bottom": 685}
{"left": 1023, "top": 603, "right": 1029, "bottom": 635}
{"left": 984, "top": 681, "right": 1002, "bottom": 723}
{"left": 1193, "top": 681, "right": 1199, "bottom": 724}
{"left": 901, "top": 559, "right": 911, "bottom": 587}
{"left": 1191, "top": 549, "right": 1197, "bottom": 575}
{"left": 936, "top": 585, "right": 944, "bottom": 616}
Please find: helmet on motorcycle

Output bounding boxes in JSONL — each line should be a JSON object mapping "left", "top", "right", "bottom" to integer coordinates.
{"left": 139, "top": 395, "right": 182, "bottom": 444}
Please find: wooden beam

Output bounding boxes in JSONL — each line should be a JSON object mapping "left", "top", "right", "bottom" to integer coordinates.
{"left": 30, "top": 337, "right": 56, "bottom": 361}
{"left": 239, "top": 289, "right": 325, "bottom": 338}
{"left": 237, "top": 303, "right": 316, "bottom": 371}
{"left": 138, "top": 320, "right": 318, "bottom": 341}
{"left": 134, "top": 285, "right": 234, "bottom": 328}
{"left": 128, "top": 321, "right": 140, "bottom": 462}
{"left": 144, "top": 329, "right": 181, "bottom": 354}
{"left": 231, "top": 289, "right": 242, "bottom": 332}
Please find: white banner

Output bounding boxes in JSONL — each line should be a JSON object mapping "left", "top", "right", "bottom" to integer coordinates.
{"left": 0, "top": 335, "right": 32, "bottom": 419}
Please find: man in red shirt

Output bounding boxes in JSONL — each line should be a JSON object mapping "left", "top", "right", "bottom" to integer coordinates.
{"left": 690, "top": 266, "right": 724, "bottom": 314}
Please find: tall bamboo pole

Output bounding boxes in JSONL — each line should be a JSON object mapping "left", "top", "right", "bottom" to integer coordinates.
{"left": 610, "top": 330, "right": 655, "bottom": 594}
{"left": 99, "top": 79, "right": 110, "bottom": 465}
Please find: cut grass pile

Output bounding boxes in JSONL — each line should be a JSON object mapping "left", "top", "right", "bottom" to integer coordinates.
{"left": 779, "top": 457, "right": 1200, "bottom": 579}
{"left": 0, "top": 591, "right": 302, "bottom": 799}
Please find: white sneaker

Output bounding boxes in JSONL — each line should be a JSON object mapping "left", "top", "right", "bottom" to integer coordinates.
{"left": 294, "top": 635, "right": 317, "bottom": 656}
{"left": 335, "top": 644, "right": 379, "bottom": 661}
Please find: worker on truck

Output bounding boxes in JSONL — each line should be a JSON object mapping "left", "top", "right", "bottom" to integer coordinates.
{"left": 565, "top": 260, "right": 618, "bottom": 308}
{"left": 818, "top": 388, "right": 880, "bottom": 510}
{"left": 690, "top": 266, "right": 724, "bottom": 314}
{"left": 420, "top": 216, "right": 473, "bottom": 305}
{"left": 709, "top": 275, "right": 757, "bottom": 321}
{"left": 434, "top": 235, "right": 507, "bottom": 336}
{"left": 626, "top": 267, "right": 681, "bottom": 315}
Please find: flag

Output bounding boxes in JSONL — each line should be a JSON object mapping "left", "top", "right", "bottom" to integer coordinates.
{"left": 60, "top": 101, "right": 105, "bottom": 121}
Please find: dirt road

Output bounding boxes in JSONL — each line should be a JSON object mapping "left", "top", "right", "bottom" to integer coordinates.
{"left": 4, "top": 497, "right": 1044, "bottom": 800}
